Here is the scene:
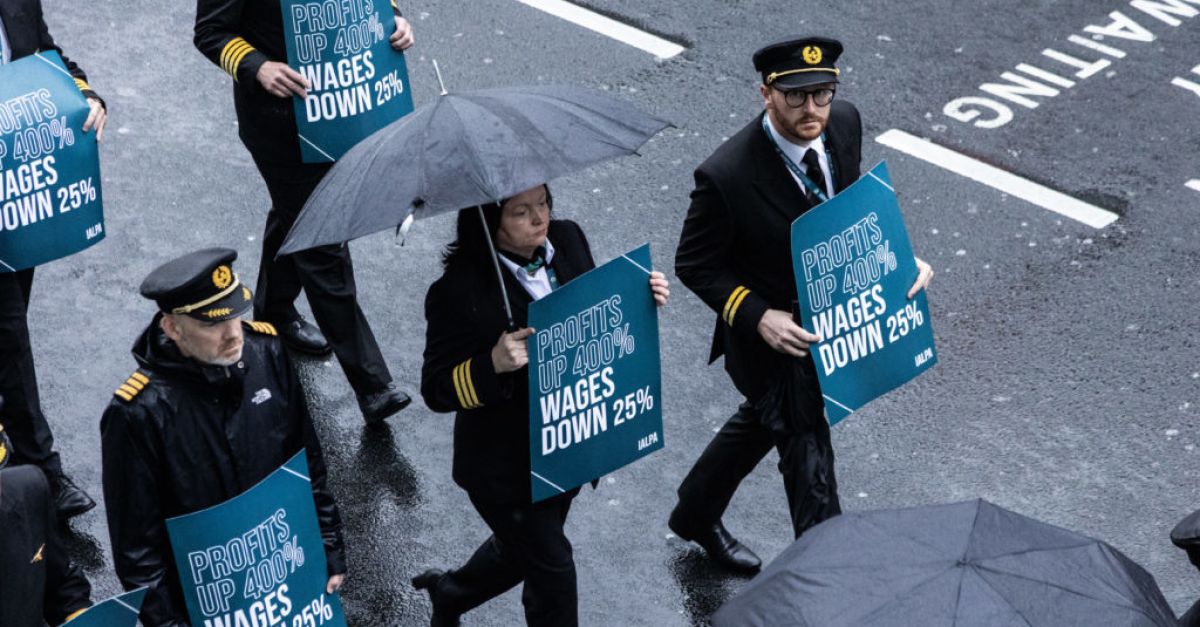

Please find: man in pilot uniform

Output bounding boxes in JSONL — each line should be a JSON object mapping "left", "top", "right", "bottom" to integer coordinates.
{"left": 101, "top": 248, "right": 347, "bottom": 625}
{"left": 669, "top": 36, "right": 933, "bottom": 572}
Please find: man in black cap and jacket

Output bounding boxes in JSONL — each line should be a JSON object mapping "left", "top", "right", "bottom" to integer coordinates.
{"left": 669, "top": 36, "right": 933, "bottom": 573}
{"left": 100, "top": 248, "right": 347, "bottom": 626}
{"left": 0, "top": 397, "right": 94, "bottom": 626}
{"left": 0, "top": 0, "right": 108, "bottom": 520}
{"left": 192, "top": 0, "right": 415, "bottom": 424}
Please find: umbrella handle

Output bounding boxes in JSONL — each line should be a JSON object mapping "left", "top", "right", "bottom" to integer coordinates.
{"left": 476, "top": 205, "right": 517, "bottom": 331}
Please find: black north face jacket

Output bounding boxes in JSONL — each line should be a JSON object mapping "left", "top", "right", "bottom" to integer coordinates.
{"left": 100, "top": 316, "right": 345, "bottom": 626}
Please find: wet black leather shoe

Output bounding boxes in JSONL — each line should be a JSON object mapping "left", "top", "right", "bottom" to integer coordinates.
{"left": 670, "top": 518, "right": 761, "bottom": 574}
{"left": 357, "top": 383, "right": 411, "bottom": 425}
{"left": 52, "top": 474, "right": 96, "bottom": 520}
{"left": 412, "top": 569, "right": 460, "bottom": 626}
{"left": 278, "top": 318, "right": 332, "bottom": 357}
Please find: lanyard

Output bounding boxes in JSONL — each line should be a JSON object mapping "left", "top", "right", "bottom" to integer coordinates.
{"left": 760, "top": 116, "right": 837, "bottom": 203}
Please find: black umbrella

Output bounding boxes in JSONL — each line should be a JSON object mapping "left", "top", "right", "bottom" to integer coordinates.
{"left": 278, "top": 82, "right": 669, "bottom": 256}
{"left": 278, "top": 77, "right": 669, "bottom": 327}
{"left": 712, "top": 499, "right": 1177, "bottom": 627}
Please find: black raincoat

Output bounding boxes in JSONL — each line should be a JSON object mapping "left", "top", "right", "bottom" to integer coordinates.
{"left": 100, "top": 316, "right": 345, "bottom": 626}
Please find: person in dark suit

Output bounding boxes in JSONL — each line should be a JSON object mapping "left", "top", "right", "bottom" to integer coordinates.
{"left": 668, "top": 36, "right": 933, "bottom": 573}
{"left": 0, "top": 395, "right": 93, "bottom": 626}
{"left": 412, "top": 185, "right": 669, "bottom": 627}
{"left": 100, "top": 249, "right": 347, "bottom": 626}
{"left": 0, "top": 0, "right": 107, "bottom": 520}
{"left": 192, "top": 0, "right": 414, "bottom": 424}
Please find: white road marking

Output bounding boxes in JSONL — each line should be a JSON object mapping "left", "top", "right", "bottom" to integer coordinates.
{"left": 513, "top": 0, "right": 684, "bottom": 60}
{"left": 875, "top": 129, "right": 1119, "bottom": 229}
{"left": 1186, "top": 180, "right": 1200, "bottom": 193}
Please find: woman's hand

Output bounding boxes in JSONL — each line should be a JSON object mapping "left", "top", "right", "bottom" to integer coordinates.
{"left": 491, "top": 327, "right": 535, "bottom": 373}
{"left": 649, "top": 271, "right": 670, "bottom": 307}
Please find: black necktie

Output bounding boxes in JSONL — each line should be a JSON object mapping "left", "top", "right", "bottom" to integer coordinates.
{"left": 802, "top": 148, "right": 828, "bottom": 203}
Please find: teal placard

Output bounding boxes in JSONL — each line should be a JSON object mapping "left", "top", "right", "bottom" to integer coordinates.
{"left": 0, "top": 51, "right": 104, "bottom": 272}
{"left": 64, "top": 588, "right": 146, "bottom": 626}
{"left": 165, "top": 452, "right": 346, "bottom": 627}
{"left": 527, "top": 244, "right": 665, "bottom": 503}
{"left": 281, "top": 0, "right": 415, "bottom": 162}
{"left": 790, "top": 161, "right": 937, "bottom": 425}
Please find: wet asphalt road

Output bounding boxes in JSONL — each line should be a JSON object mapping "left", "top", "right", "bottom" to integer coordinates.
{"left": 27, "top": 0, "right": 1200, "bottom": 624}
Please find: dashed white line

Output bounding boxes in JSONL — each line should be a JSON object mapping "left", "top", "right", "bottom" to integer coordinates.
{"left": 1187, "top": 179, "right": 1200, "bottom": 193}
{"left": 875, "top": 129, "right": 1119, "bottom": 229}
{"left": 513, "top": 0, "right": 684, "bottom": 60}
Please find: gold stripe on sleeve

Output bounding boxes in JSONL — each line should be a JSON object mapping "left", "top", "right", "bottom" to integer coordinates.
{"left": 462, "top": 358, "right": 481, "bottom": 408}
{"left": 451, "top": 363, "right": 470, "bottom": 409}
{"left": 727, "top": 288, "right": 752, "bottom": 325}
{"left": 722, "top": 286, "right": 747, "bottom": 325}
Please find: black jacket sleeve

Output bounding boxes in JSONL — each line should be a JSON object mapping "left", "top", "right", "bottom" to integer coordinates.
{"left": 193, "top": 0, "right": 270, "bottom": 85}
{"left": 675, "top": 168, "right": 771, "bottom": 342}
{"left": 420, "top": 274, "right": 511, "bottom": 414}
{"left": 100, "top": 402, "right": 188, "bottom": 626}
{"left": 285, "top": 352, "right": 347, "bottom": 576}
{"left": 31, "top": 1, "right": 102, "bottom": 106}
{"left": 42, "top": 484, "right": 92, "bottom": 625}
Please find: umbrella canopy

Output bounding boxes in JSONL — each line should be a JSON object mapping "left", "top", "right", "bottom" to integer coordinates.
{"left": 278, "top": 84, "right": 670, "bottom": 255}
{"left": 712, "top": 499, "right": 1177, "bottom": 627}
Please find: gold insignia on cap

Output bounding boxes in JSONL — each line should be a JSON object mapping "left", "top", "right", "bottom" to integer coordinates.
{"left": 247, "top": 321, "right": 278, "bottom": 336}
{"left": 31, "top": 544, "right": 44, "bottom": 563}
{"left": 212, "top": 265, "right": 233, "bottom": 289}
{"left": 803, "top": 46, "right": 822, "bottom": 65}
{"left": 203, "top": 308, "right": 233, "bottom": 319}
{"left": 242, "top": 286, "right": 252, "bottom": 300}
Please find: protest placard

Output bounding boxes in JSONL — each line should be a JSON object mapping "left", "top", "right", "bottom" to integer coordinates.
{"left": 64, "top": 588, "right": 146, "bottom": 626}
{"left": 791, "top": 161, "right": 937, "bottom": 425}
{"left": 166, "top": 452, "right": 345, "bottom": 627}
{"left": 282, "top": 0, "right": 414, "bottom": 162}
{"left": 527, "top": 244, "right": 664, "bottom": 502}
{"left": 0, "top": 51, "right": 104, "bottom": 272}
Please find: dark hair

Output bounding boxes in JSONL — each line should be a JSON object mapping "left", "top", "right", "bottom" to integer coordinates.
{"left": 441, "top": 184, "right": 553, "bottom": 268}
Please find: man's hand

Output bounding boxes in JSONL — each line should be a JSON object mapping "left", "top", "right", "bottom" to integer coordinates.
{"left": 648, "top": 271, "right": 670, "bottom": 307}
{"left": 82, "top": 97, "right": 107, "bottom": 142}
{"left": 491, "top": 327, "right": 534, "bottom": 373}
{"left": 326, "top": 574, "right": 346, "bottom": 595}
{"left": 390, "top": 16, "right": 414, "bottom": 51}
{"left": 907, "top": 256, "right": 934, "bottom": 299}
{"left": 757, "top": 309, "right": 821, "bottom": 358}
{"left": 257, "top": 61, "right": 309, "bottom": 99}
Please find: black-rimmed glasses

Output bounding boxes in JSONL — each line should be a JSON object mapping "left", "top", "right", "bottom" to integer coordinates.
{"left": 775, "top": 86, "right": 836, "bottom": 108}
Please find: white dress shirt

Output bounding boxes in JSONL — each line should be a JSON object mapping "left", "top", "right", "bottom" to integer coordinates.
{"left": 0, "top": 14, "right": 11, "bottom": 64}
{"left": 765, "top": 117, "right": 834, "bottom": 199}
{"left": 497, "top": 237, "right": 557, "bottom": 301}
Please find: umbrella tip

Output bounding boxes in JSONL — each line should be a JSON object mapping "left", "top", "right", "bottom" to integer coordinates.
{"left": 432, "top": 59, "right": 448, "bottom": 96}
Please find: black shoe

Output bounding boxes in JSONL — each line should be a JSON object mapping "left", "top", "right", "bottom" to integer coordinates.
{"left": 357, "top": 383, "right": 411, "bottom": 425}
{"left": 51, "top": 475, "right": 96, "bottom": 520}
{"left": 277, "top": 318, "right": 333, "bottom": 357}
{"left": 669, "top": 517, "right": 761, "bottom": 574}
{"left": 412, "top": 569, "right": 460, "bottom": 627}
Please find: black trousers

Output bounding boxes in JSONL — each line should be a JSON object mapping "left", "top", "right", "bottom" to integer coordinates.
{"left": 674, "top": 402, "right": 840, "bottom": 539}
{"left": 433, "top": 492, "right": 577, "bottom": 627}
{"left": 249, "top": 158, "right": 391, "bottom": 396}
{"left": 0, "top": 269, "right": 63, "bottom": 477}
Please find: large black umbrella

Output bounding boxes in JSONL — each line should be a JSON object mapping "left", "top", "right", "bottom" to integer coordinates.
{"left": 278, "top": 83, "right": 670, "bottom": 256}
{"left": 712, "top": 499, "right": 1177, "bottom": 627}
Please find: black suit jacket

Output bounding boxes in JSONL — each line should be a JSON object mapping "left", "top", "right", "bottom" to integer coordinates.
{"left": 0, "top": 0, "right": 101, "bottom": 102}
{"left": 422, "top": 220, "right": 596, "bottom": 503}
{"left": 675, "top": 102, "right": 863, "bottom": 401}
